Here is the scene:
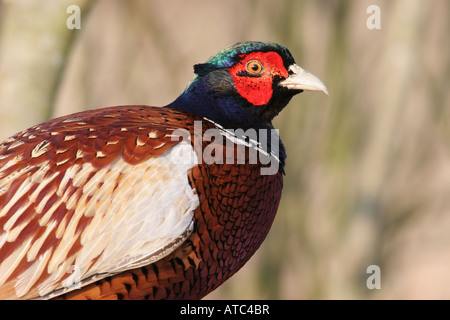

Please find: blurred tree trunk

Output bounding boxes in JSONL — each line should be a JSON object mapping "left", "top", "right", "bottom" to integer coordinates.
{"left": 0, "top": 0, "right": 91, "bottom": 140}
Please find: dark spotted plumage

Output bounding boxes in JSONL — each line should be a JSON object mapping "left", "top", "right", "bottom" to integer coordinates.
{"left": 0, "top": 41, "right": 327, "bottom": 299}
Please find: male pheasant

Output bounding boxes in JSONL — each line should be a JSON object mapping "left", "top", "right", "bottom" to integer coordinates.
{"left": 0, "top": 41, "right": 327, "bottom": 300}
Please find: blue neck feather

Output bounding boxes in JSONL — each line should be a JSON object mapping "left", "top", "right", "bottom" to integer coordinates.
{"left": 165, "top": 73, "right": 287, "bottom": 172}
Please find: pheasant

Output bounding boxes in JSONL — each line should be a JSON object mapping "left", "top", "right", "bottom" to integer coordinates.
{"left": 0, "top": 41, "right": 327, "bottom": 300}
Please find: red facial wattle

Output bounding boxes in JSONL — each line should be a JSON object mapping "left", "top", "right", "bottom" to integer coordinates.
{"left": 228, "top": 52, "right": 289, "bottom": 106}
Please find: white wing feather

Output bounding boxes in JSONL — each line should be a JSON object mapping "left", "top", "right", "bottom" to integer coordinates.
{"left": 0, "top": 141, "right": 198, "bottom": 299}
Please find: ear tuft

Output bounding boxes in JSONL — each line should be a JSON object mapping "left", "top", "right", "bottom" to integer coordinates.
{"left": 193, "top": 63, "right": 216, "bottom": 76}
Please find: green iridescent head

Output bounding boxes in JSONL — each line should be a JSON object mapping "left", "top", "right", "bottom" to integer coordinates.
{"left": 169, "top": 41, "right": 327, "bottom": 126}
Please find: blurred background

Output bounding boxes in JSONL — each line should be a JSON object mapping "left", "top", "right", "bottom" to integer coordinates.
{"left": 0, "top": 0, "right": 449, "bottom": 299}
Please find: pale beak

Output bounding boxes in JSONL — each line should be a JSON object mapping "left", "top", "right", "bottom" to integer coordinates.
{"left": 279, "top": 64, "right": 328, "bottom": 95}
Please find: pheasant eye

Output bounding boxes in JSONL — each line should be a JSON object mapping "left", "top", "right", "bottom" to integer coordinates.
{"left": 246, "top": 60, "right": 264, "bottom": 75}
